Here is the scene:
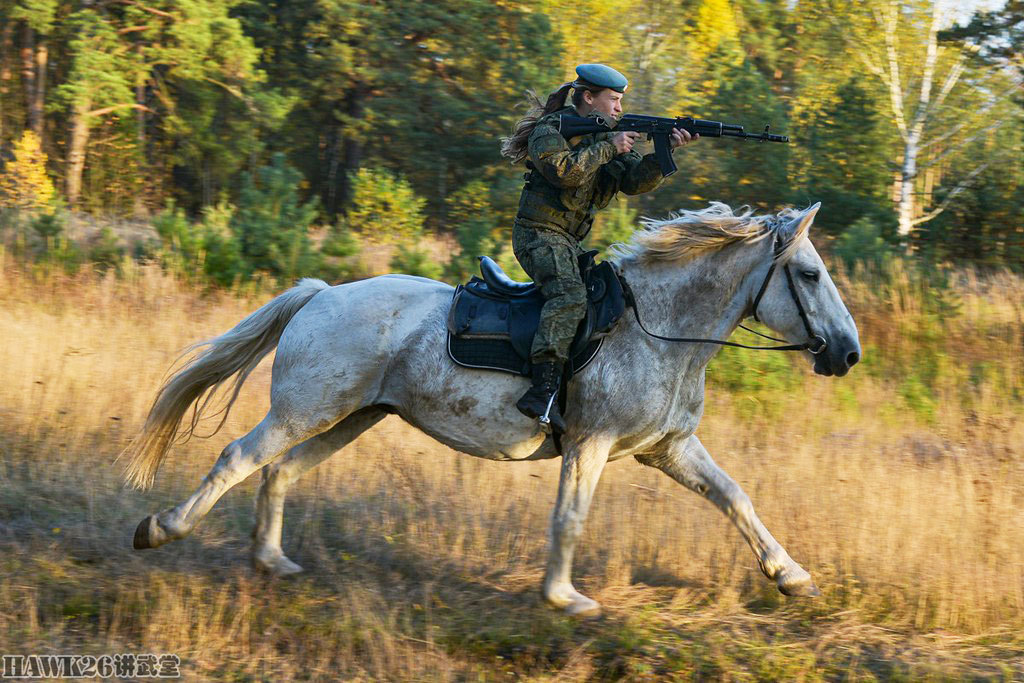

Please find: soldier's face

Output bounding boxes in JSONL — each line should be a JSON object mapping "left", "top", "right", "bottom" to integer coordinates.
{"left": 583, "top": 89, "right": 624, "bottom": 120}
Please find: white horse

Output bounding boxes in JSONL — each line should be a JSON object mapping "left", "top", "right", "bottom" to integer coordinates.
{"left": 125, "top": 202, "right": 860, "bottom": 617}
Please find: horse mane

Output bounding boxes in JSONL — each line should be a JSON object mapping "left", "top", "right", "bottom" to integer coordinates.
{"left": 610, "top": 202, "right": 808, "bottom": 264}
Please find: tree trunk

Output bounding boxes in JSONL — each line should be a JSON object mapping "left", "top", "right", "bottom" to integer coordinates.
{"left": 324, "top": 125, "right": 341, "bottom": 215}
{"left": 32, "top": 40, "right": 46, "bottom": 140}
{"left": 337, "top": 89, "right": 365, "bottom": 213}
{"left": 133, "top": 80, "right": 148, "bottom": 217}
{"left": 21, "top": 23, "right": 37, "bottom": 136}
{"left": 896, "top": 133, "right": 920, "bottom": 241}
{"left": 437, "top": 155, "right": 446, "bottom": 221}
{"left": 66, "top": 100, "right": 91, "bottom": 209}
{"left": 136, "top": 81, "right": 146, "bottom": 147}
{"left": 0, "top": 20, "right": 13, "bottom": 144}
{"left": 889, "top": 2, "right": 944, "bottom": 248}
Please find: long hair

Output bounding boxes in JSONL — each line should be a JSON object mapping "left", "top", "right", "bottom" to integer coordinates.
{"left": 500, "top": 82, "right": 597, "bottom": 164}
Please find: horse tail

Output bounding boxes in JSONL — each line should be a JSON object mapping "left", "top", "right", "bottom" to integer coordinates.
{"left": 122, "top": 278, "right": 331, "bottom": 490}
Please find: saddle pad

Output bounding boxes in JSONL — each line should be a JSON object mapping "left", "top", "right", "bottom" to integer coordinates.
{"left": 448, "top": 334, "right": 603, "bottom": 377}
{"left": 446, "top": 250, "right": 624, "bottom": 379}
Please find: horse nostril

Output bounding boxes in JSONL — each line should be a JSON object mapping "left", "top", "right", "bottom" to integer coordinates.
{"left": 846, "top": 351, "right": 860, "bottom": 367}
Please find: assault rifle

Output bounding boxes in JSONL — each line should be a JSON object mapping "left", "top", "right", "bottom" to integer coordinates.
{"left": 558, "top": 113, "right": 790, "bottom": 177}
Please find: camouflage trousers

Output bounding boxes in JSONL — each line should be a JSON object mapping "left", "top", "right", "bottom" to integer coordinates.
{"left": 512, "top": 222, "right": 587, "bottom": 365}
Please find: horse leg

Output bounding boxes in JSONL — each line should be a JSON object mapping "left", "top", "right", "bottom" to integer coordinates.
{"left": 543, "top": 436, "right": 613, "bottom": 616}
{"left": 638, "top": 434, "right": 819, "bottom": 597}
{"left": 133, "top": 410, "right": 328, "bottom": 550}
{"left": 252, "top": 407, "right": 387, "bottom": 576}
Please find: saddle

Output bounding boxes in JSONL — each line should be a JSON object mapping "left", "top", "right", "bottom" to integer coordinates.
{"left": 447, "top": 250, "right": 627, "bottom": 377}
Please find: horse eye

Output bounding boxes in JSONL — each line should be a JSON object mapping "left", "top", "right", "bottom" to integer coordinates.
{"left": 801, "top": 270, "right": 820, "bottom": 282}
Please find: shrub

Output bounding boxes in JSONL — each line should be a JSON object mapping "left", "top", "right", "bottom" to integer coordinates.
{"left": 88, "top": 226, "right": 122, "bottom": 272}
{"left": 0, "top": 130, "right": 55, "bottom": 211}
{"left": 390, "top": 241, "right": 442, "bottom": 280}
{"left": 346, "top": 168, "right": 426, "bottom": 245}
{"left": 445, "top": 181, "right": 498, "bottom": 281}
{"left": 32, "top": 211, "right": 66, "bottom": 242}
{"left": 199, "top": 200, "right": 243, "bottom": 286}
{"left": 153, "top": 200, "right": 202, "bottom": 277}
{"left": 231, "top": 153, "right": 321, "bottom": 281}
{"left": 321, "top": 221, "right": 365, "bottom": 282}
{"left": 834, "top": 217, "right": 896, "bottom": 271}
{"left": 588, "top": 198, "right": 637, "bottom": 257}
{"left": 447, "top": 216, "right": 498, "bottom": 281}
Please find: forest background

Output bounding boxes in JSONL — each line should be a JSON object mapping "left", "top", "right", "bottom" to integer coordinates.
{"left": 0, "top": 0, "right": 1021, "bottom": 284}
{"left": 1, "top": 1, "right": 1024, "bottom": 679}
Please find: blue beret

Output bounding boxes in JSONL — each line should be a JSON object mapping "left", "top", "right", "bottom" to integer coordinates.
{"left": 574, "top": 64, "right": 628, "bottom": 93}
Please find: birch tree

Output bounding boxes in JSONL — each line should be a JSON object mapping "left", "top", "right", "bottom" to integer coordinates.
{"left": 831, "top": 0, "right": 1021, "bottom": 242}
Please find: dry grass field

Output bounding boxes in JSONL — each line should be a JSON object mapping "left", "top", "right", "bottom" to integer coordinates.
{"left": 1, "top": 252, "right": 1022, "bottom": 680}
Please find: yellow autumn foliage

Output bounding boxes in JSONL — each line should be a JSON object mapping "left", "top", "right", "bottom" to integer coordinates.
{"left": 0, "top": 130, "right": 55, "bottom": 211}
{"left": 687, "top": 0, "right": 741, "bottom": 63}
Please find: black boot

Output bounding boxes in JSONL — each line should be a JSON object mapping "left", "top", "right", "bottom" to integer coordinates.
{"left": 516, "top": 361, "right": 567, "bottom": 434}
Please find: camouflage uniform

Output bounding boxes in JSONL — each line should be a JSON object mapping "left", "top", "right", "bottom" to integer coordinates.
{"left": 514, "top": 105, "right": 665, "bottom": 363}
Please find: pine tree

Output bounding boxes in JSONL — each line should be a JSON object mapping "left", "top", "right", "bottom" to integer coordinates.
{"left": 57, "top": 1, "right": 265, "bottom": 211}
{"left": 238, "top": 0, "right": 562, "bottom": 216}
{"left": 802, "top": 79, "right": 893, "bottom": 235}
{"left": 231, "top": 153, "right": 321, "bottom": 281}
{"left": 199, "top": 199, "right": 244, "bottom": 286}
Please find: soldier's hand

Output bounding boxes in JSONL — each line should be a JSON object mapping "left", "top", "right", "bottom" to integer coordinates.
{"left": 612, "top": 131, "right": 643, "bottom": 154}
{"left": 670, "top": 128, "right": 698, "bottom": 149}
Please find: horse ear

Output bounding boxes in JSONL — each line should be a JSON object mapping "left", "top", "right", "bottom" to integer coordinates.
{"left": 793, "top": 202, "right": 820, "bottom": 240}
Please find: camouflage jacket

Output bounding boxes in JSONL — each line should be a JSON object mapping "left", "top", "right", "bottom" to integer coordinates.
{"left": 516, "top": 105, "right": 666, "bottom": 241}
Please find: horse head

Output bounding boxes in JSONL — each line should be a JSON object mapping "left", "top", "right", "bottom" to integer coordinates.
{"left": 750, "top": 203, "right": 861, "bottom": 377}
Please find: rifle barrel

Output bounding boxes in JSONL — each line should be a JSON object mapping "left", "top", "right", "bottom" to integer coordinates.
{"left": 556, "top": 114, "right": 789, "bottom": 146}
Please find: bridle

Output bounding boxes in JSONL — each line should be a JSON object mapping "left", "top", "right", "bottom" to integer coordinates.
{"left": 619, "top": 235, "right": 828, "bottom": 354}
{"left": 747, "top": 236, "right": 828, "bottom": 354}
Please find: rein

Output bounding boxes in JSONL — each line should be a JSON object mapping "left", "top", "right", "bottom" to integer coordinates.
{"left": 617, "top": 237, "right": 828, "bottom": 354}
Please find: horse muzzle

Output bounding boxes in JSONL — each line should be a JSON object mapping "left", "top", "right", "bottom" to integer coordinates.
{"left": 812, "top": 334, "right": 860, "bottom": 377}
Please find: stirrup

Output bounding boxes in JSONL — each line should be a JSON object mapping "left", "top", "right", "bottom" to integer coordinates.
{"left": 537, "top": 391, "right": 558, "bottom": 434}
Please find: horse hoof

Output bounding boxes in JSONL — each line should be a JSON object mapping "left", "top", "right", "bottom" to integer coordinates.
{"left": 544, "top": 584, "right": 602, "bottom": 618}
{"left": 778, "top": 577, "right": 821, "bottom": 597}
{"left": 565, "top": 596, "right": 601, "bottom": 618}
{"left": 133, "top": 515, "right": 161, "bottom": 550}
{"left": 253, "top": 550, "right": 304, "bottom": 577}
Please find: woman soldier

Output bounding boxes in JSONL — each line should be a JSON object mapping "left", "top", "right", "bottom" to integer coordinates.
{"left": 500, "top": 63, "right": 697, "bottom": 433}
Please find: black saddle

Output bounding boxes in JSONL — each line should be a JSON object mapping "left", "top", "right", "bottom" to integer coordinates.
{"left": 447, "top": 250, "right": 627, "bottom": 377}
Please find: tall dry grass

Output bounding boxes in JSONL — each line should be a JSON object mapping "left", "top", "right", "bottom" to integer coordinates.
{"left": 1, "top": 253, "right": 1022, "bottom": 679}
